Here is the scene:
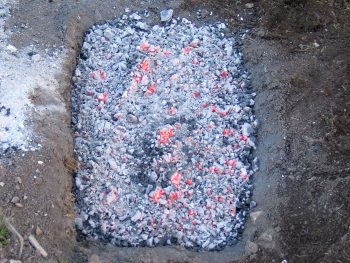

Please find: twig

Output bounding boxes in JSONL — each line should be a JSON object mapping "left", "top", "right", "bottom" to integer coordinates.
{"left": 4, "top": 219, "right": 24, "bottom": 259}
{"left": 28, "top": 235, "right": 48, "bottom": 258}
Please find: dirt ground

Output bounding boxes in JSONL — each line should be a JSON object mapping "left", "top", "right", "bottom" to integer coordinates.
{"left": 0, "top": 0, "right": 349, "bottom": 262}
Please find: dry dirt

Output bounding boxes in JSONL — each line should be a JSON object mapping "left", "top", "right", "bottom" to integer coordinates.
{"left": 0, "top": 0, "right": 349, "bottom": 262}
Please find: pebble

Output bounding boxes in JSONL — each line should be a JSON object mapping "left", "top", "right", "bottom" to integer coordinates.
{"left": 245, "top": 3, "right": 254, "bottom": 9}
{"left": 160, "top": 9, "right": 173, "bottom": 22}
{"left": 250, "top": 200, "right": 257, "bottom": 209}
{"left": 0, "top": 182, "right": 4, "bottom": 187}
{"left": 9, "top": 260, "right": 22, "bottom": 263}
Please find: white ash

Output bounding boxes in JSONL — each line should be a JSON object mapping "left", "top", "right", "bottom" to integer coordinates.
{"left": 72, "top": 13, "right": 258, "bottom": 251}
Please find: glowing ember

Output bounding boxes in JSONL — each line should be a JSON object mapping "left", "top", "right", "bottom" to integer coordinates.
{"left": 159, "top": 127, "right": 175, "bottom": 145}
{"left": 171, "top": 172, "right": 182, "bottom": 186}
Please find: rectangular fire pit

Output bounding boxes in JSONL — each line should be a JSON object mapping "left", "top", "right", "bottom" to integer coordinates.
{"left": 72, "top": 12, "right": 257, "bottom": 251}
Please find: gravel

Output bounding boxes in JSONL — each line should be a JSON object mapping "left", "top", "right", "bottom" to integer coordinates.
{"left": 72, "top": 12, "right": 257, "bottom": 251}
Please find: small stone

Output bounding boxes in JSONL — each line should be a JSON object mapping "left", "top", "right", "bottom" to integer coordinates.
{"left": 0, "top": 182, "right": 4, "bottom": 187}
{"left": 160, "top": 9, "right": 173, "bottom": 22}
{"left": 9, "top": 260, "right": 22, "bottom": 263}
{"left": 250, "top": 200, "right": 257, "bottom": 209}
{"left": 32, "top": 54, "right": 42, "bottom": 63}
{"left": 7, "top": 45, "right": 18, "bottom": 53}
{"left": 15, "top": 203, "right": 23, "bottom": 208}
{"left": 245, "top": 3, "right": 254, "bottom": 9}
{"left": 11, "top": 196, "right": 20, "bottom": 203}
{"left": 36, "top": 226, "right": 43, "bottom": 236}
{"left": 245, "top": 241, "right": 258, "bottom": 254}
{"left": 15, "top": 177, "right": 22, "bottom": 184}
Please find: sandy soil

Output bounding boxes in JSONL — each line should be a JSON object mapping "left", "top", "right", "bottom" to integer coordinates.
{"left": 0, "top": 0, "right": 349, "bottom": 262}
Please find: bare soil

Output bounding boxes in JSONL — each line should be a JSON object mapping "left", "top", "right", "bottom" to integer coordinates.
{"left": 0, "top": 0, "right": 349, "bottom": 262}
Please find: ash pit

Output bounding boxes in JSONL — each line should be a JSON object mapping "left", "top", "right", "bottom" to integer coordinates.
{"left": 72, "top": 13, "right": 258, "bottom": 251}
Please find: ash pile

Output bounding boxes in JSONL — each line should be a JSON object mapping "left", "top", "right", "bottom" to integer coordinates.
{"left": 72, "top": 12, "right": 258, "bottom": 251}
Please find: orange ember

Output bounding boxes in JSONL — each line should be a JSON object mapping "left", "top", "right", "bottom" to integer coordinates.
{"left": 171, "top": 172, "right": 182, "bottom": 186}
{"left": 159, "top": 127, "right": 175, "bottom": 145}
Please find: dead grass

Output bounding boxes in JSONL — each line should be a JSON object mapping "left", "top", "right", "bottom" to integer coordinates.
{"left": 64, "top": 157, "right": 78, "bottom": 173}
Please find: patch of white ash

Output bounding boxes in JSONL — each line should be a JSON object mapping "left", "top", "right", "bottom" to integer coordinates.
{"left": 0, "top": 0, "right": 67, "bottom": 154}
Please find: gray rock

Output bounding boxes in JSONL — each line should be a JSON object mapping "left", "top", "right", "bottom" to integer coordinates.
{"left": 160, "top": 9, "right": 173, "bottom": 22}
